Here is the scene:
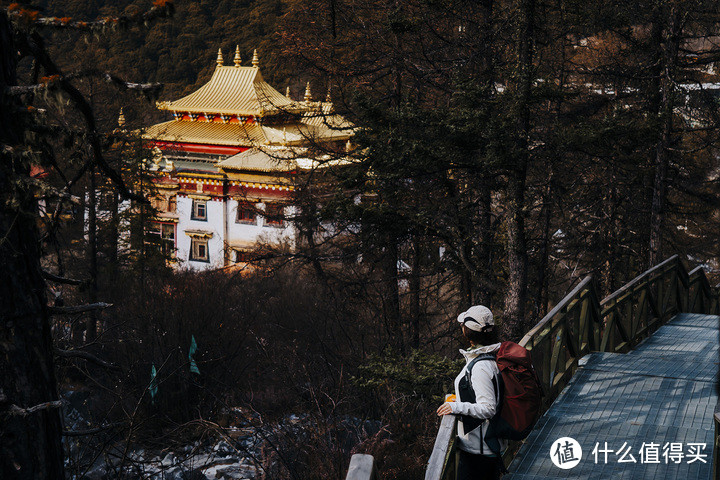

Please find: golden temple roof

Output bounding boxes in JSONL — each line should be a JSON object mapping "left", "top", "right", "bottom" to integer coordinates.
{"left": 146, "top": 47, "right": 354, "bottom": 150}
{"left": 143, "top": 116, "right": 352, "bottom": 147}
{"left": 218, "top": 148, "right": 299, "bottom": 172}
{"left": 156, "top": 64, "right": 302, "bottom": 117}
{"left": 219, "top": 147, "right": 353, "bottom": 173}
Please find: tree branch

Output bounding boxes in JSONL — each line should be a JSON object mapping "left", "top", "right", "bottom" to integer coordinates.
{"left": 42, "top": 270, "right": 83, "bottom": 285}
{"left": 62, "top": 422, "right": 124, "bottom": 437}
{"left": 5, "top": 69, "right": 162, "bottom": 97}
{"left": 49, "top": 302, "right": 112, "bottom": 314}
{"left": 7, "top": 400, "right": 64, "bottom": 417}
{"left": 22, "top": 32, "right": 150, "bottom": 203}
{"left": 55, "top": 348, "right": 121, "bottom": 371}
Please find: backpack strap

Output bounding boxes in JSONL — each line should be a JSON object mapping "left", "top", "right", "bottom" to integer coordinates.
{"left": 458, "top": 353, "right": 499, "bottom": 454}
{"left": 465, "top": 353, "right": 498, "bottom": 388}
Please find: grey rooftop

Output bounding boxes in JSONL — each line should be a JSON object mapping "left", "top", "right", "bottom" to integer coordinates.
{"left": 505, "top": 313, "right": 719, "bottom": 480}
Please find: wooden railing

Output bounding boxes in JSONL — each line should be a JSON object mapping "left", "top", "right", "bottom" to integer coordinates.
{"left": 424, "top": 255, "right": 720, "bottom": 480}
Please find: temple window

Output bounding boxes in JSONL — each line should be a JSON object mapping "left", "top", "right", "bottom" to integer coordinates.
{"left": 263, "top": 203, "right": 285, "bottom": 228}
{"left": 161, "top": 224, "right": 175, "bottom": 257}
{"left": 190, "top": 237, "right": 209, "bottom": 262}
{"left": 147, "top": 222, "right": 176, "bottom": 258}
{"left": 168, "top": 195, "right": 177, "bottom": 213}
{"left": 236, "top": 202, "right": 257, "bottom": 224}
{"left": 192, "top": 199, "right": 207, "bottom": 221}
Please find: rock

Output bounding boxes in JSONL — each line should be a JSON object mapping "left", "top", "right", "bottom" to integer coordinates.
{"left": 213, "top": 441, "right": 233, "bottom": 456}
{"left": 215, "top": 463, "right": 258, "bottom": 479}
{"left": 202, "top": 462, "right": 257, "bottom": 480}
{"left": 83, "top": 463, "right": 107, "bottom": 480}
{"left": 131, "top": 448, "right": 146, "bottom": 462}
{"left": 163, "top": 465, "right": 186, "bottom": 480}
{"left": 181, "top": 453, "right": 238, "bottom": 471}
{"left": 161, "top": 453, "right": 176, "bottom": 467}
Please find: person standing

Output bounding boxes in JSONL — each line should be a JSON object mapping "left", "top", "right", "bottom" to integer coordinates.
{"left": 437, "top": 305, "right": 507, "bottom": 480}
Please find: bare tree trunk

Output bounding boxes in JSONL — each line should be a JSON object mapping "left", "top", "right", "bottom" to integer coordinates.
{"left": 108, "top": 187, "right": 119, "bottom": 266}
{"left": 648, "top": 6, "right": 681, "bottom": 268}
{"left": 474, "top": 0, "right": 495, "bottom": 307}
{"left": 380, "top": 236, "right": 403, "bottom": 353}
{"left": 409, "top": 237, "right": 421, "bottom": 349}
{"left": 0, "top": 11, "right": 65, "bottom": 480}
{"left": 534, "top": 171, "right": 553, "bottom": 319}
{"left": 601, "top": 172, "right": 619, "bottom": 297}
{"left": 476, "top": 183, "right": 493, "bottom": 306}
{"left": 503, "top": 0, "right": 535, "bottom": 341}
{"left": 86, "top": 169, "right": 98, "bottom": 341}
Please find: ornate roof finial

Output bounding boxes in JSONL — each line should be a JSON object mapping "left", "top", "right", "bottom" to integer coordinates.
{"left": 117, "top": 107, "right": 126, "bottom": 128}
{"left": 286, "top": 86, "right": 291, "bottom": 98}
{"left": 325, "top": 85, "right": 332, "bottom": 103}
{"left": 233, "top": 45, "right": 242, "bottom": 67}
{"left": 216, "top": 48, "right": 224, "bottom": 66}
{"left": 252, "top": 49, "right": 259, "bottom": 68}
{"left": 304, "top": 81, "right": 313, "bottom": 102}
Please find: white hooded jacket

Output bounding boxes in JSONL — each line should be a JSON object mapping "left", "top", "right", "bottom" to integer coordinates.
{"left": 450, "top": 342, "right": 508, "bottom": 456}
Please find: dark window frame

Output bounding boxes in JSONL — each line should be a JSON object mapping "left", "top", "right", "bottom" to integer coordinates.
{"left": 263, "top": 203, "right": 285, "bottom": 228}
{"left": 235, "top": 202, "right": 257, "bottom": 224}
{"left": 189, "top": 237, "right": 210, "bottom": 263}
{"left": 191, "top": 199, "right": 207, "bottom": 221}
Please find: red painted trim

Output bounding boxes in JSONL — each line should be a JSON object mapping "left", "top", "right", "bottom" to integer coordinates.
{"left": 148, "top": 141, "right": 249, "bottom": 155}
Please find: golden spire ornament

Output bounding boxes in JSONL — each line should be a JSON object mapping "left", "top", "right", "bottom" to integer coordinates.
{"left": 216, "top": 48, "right": 224, "bottom": 66}
{"left": 252, "top": 49, "right": 259, "bottom": 67}
{"left": 304, "top": 81, "right": 312, "bottom": 102}
{"left": 233, "top": 45, "right": 242, "bottom": 67}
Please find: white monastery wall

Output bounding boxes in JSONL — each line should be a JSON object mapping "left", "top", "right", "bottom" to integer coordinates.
{"left": 176, "top": 196, "right": 225, "bottom": 270}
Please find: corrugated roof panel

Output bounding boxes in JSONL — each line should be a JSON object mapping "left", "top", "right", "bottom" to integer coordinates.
{"left": 156, "top": 66, "right": 298, "bottom": 116}
{"left": 218, "top": 148, "right": 298, "bottom": 172}
{"left": 142, "top": 120, "right": 267, "bottom": 146}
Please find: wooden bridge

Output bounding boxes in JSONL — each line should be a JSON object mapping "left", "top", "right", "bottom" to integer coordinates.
{"left": 345, "top": 255, "right": 720, "bottom": 480}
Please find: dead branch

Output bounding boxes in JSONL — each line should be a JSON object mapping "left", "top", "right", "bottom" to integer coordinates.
{"left": 7, "top": 400, "right": 64, "bottom": 417}
{"left": 49, "top": 302, "right": 112, "bottom": 314}
{"left": 42, "top": 270, "right": 83, "bottom": 285}
{"left": 62, "top": 422, "right": 124, "bottom": 437}
{"left": 6, "top": 69, "right": 162, "bottom": 97}
{"left": 55, "top": 348, "right": 121, "bottom": 371}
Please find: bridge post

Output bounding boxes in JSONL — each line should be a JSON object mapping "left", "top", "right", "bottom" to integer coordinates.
{"left": 345, "top": 454, "right": 378, "bottom": 480}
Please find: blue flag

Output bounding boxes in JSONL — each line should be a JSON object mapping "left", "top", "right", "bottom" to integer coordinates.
{"left": 189, "top": 335, "right": 200, "bottom": 375}
{"left": 149, "top": 364, "right": 158, "bottom": 400}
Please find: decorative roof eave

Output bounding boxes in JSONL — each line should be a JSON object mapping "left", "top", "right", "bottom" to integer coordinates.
{"left": 185, "top": 229, "right": 214, "bottom": 238}
{"left": 156, "top": 101, "right": 311, "bottom": 118}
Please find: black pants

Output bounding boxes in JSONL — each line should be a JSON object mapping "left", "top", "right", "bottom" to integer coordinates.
{"left": 457, "top": 449, "right": 501, "bottom": 480}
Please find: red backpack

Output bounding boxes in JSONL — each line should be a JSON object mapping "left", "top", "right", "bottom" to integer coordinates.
{"left": 461, "top": 341, "right": 544, "bottom": 454}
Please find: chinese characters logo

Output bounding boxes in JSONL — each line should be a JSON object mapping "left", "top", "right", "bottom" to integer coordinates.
{"left": 550, "top": 437, "right": 582, "bottom": 469}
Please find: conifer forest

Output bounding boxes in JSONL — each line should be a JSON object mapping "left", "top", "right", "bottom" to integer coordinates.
{"left": 2, "top": 0, "right": 720, "bottom": 479}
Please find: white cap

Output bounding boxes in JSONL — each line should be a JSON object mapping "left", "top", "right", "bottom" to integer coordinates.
{"left": 457, "top": 305, "right": 494, "bottom": 332}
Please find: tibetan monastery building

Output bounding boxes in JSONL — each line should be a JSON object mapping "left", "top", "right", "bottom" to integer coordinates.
{"left": 142, "top": 47, "right": 353, "bottom": 270}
